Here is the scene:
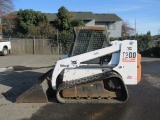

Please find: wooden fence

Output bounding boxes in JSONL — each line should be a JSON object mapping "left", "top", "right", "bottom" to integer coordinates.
{"left": 9, "top": 38, "right": 58, "bottom": 55}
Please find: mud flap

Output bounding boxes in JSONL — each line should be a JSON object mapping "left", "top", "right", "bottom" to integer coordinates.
{"left": 16, "top": 69, "right": 54, "bottom": 103}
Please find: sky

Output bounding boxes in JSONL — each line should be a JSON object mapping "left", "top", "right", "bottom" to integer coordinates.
{"left": 13, "top": 0, "right": 160, "bottom": 35}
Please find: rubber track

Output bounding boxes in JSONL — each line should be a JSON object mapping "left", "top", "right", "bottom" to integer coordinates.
{"left": 56, "top": 71, "right": 128, "bottom": 104}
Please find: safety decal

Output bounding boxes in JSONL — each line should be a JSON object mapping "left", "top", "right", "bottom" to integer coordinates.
{"left": 122, "top": 58, "right": 136, "bottom": 62}
{"left": 127, "top": 76, "right": 132, "bottom": 79}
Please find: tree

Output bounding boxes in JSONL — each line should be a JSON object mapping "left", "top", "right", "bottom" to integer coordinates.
{"left": 71, "top": 19, "right": 84, "bottom": 27}
{"left": 28, "top": 21, "right": 55, "bottom": 38}
{"left": 0, "top": 0, "right": 14, "bottom": 16}
{"left": 54, "top": 6, "right": 84, "bottom": 32}
{"left": 52, "top": 6, "right": 84, "bottom": 54}
{"left": 147, "top": 31, "right": 151, "bottom": 36}
{"left": 16, "top": 9, "right": 47, "bottom": 37}
{"left": 122, "top": 20, "right": 135, "bottom": 37}
{"left": 2, "top": 13, "right": 17, "bottom": 37}
{"left": 0, "top": 0, "right": 14, "bottom": 39}
{"left": 137, "top": 35, "right": 150, "bottom": 52}
{"left": 54, "top": 6, "right": 72, "bottom": 31}
{"left": 58, "top": 31, "right": 72, "bottom": 53}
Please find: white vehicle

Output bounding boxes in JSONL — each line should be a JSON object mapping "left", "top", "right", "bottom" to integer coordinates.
{"left": 16, "top": 27, "right": 141, "bottom": 104}
{"left": 0, "top": 40, "right": 11, "bottom": 56}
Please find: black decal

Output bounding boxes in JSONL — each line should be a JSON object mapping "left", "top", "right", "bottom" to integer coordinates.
{"left": 123, "top": 52, "right": 125, "bottom": 58}
{"left": 126, "top": 52, "right": 128, "bottom": 58}
{"left": 94, "top": 52, "right": 99, "bottom": 55}
{"left": 133, "top": 52, "right": 136, "bottom": 58}
{"left": 71, "top": 60, "right": 77, "bottom": 65}
{"left": 129, "top": 52, "right": 132, "bottom": 58}
{"left": 60, "top": 64, "right": 69, "bottom": 67}
{"left": 123, "top": 52, "right": 137, "bottom": 58}
{"left": 127, "top": 47, "right": 132, "bottom": 50}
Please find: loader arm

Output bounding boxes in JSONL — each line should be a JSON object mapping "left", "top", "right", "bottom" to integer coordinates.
{"left": 51, "top": 41, "right": 122, "bottom": 89}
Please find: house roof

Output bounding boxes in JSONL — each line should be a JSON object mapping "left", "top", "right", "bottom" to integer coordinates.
{"left": 93, "top": 14, "right": 122, "bottom": 21}
{"left": 152, "top": 35, "right": 160, "bottom": 40}
{"left": 10, "top": 11, "right": 122, "bottom": 22}
{"left": 45, "top": 13, "right": 57, "bottom": 21}
{"left": 46, "top": 12, "right": 122, "bottom": 22}
{"left": 70, "top": 12, "right": 94, "bottom": 20}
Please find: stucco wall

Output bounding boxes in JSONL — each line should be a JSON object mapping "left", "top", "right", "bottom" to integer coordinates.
{"left": 85, "top": 20, "right": 122, "bottom": 38}
{"left": 85, "top": 19, "right": 95, "bottom": 26}
{"left": 108, "top": 21, "right": 122, "bottom": 38}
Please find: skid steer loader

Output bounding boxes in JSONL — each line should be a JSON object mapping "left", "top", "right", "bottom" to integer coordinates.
{"left": 16, "top": 26, "right": 141, "bottom": 104}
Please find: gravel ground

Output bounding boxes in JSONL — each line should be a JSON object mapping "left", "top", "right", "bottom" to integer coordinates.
{"left": 0, "top": 55, "right": 160, "bottom": 120}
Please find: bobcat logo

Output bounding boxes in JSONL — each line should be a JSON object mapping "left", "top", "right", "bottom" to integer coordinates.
{"left": 71, "top": 60, "right": 77, "bottom": 65}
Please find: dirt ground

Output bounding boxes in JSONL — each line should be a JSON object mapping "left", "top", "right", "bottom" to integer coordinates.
{"left": 0, "top": 55, "right": 160, "bottom": 120}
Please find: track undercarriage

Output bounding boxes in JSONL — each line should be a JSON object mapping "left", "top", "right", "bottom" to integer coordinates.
{"left": 56, "top": 71, "right": 128, "bottom": 104}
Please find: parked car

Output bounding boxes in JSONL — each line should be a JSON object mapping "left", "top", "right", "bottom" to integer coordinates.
{"left": 0, "top": 40, "right": 11, "bottom": 56}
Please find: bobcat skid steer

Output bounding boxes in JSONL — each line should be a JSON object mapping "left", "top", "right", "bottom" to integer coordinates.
{"left": 16, "top": 26, "right": 141, "bottom": 104}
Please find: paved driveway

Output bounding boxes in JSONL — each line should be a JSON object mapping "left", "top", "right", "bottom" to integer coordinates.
{"left": 0, "top": 54, "right": 61, "bottom": 68}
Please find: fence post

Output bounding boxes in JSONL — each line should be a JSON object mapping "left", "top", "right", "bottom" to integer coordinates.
{"left": 57, "top": 29, "right": 59, "bottom": 55}
{"left": 33, "top": 37, "right": 35, "bottom": 54}
{"left": 42, "top": 38, "right": 44, "bottom": 54}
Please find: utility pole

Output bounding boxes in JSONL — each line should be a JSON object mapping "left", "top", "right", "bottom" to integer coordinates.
{"left": 0, "top": 17, "right": 2, "bottom": 40}
{"left": 135, "top": 19, "right": 136, "bottom": 39}
{"left": 57, "top": 29, "right": 59, "bottom": 55}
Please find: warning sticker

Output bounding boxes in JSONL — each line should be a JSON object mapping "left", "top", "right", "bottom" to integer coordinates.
{"left": 122, "top": 58, "right": 136, "bottom": 62}
{"left": 127, "top": 76, "right": 132, "bottom": 79}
